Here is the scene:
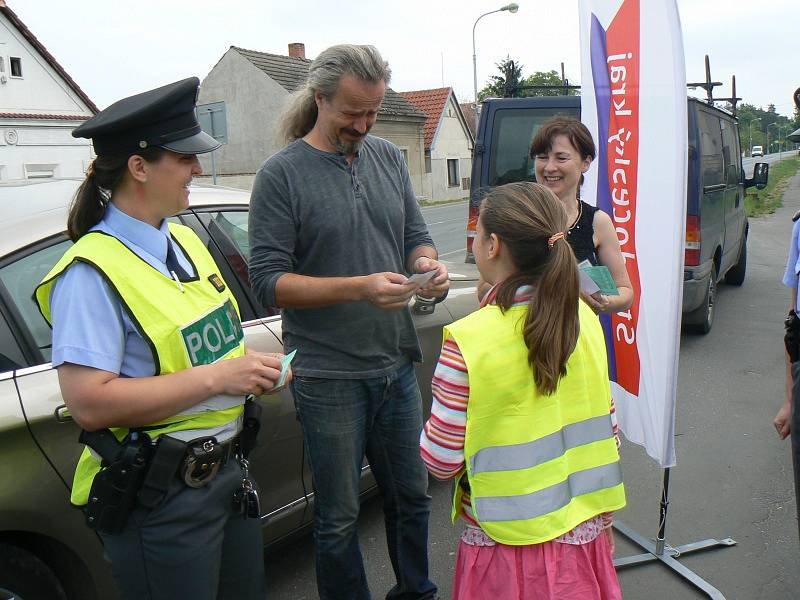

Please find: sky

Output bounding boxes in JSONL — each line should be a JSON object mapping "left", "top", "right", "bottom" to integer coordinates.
{"left": 7, "top": 0, "right": 798, "bottom": 117}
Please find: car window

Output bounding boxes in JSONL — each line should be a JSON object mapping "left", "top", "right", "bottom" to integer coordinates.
{"left": 195, "top": 210, "right": 278, "bottom": 318}
{"left": 488, "top": 107, "right": 580, "bottom": 187}
{"left": 720, "top": 118, "right": 740, "bottom": 185}
{"left": 0, "top": 309, "right": 27, "bottom": 372}
{"left": 696, "top": 110, "right": 724, "bottom": 187}
{"left": 0, "top": 239, "right": 72, "bottom": 364}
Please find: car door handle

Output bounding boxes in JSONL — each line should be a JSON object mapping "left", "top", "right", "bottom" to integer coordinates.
{"left": 54, "top": 404, "right": 72, "bottom": 422}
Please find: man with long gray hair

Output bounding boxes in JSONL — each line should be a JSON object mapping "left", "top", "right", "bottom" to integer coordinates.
{"left": 248, "top": 44, "right": 444, "bottom": 600}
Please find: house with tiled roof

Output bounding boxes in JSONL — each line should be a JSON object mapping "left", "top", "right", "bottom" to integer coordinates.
{"left": 399, "top": 87, "right": 474, "bottom": 202}
{"left": 0, "top": 1, "right": 97, "bottom": 180}
{"left": 198, "top": 44, "right": 427, "bottom": 193}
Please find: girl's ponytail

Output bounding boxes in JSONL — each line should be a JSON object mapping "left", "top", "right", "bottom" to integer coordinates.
{"left": 479, "top": 182, "right": 580, "bottom": 395}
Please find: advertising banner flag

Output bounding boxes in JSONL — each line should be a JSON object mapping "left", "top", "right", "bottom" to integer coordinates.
{"left": 579, "top": 0, "right": 687, "bottom": 467}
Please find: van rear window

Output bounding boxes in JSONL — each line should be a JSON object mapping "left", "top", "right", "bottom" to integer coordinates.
{"left": 487, "top": 107, "right": 580, "bottom": 187}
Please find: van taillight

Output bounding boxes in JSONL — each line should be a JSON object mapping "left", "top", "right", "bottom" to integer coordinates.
{"left": 466, "top": 204, "right": 479, "bottom": 257}
{"left": 685, "top": 215, "right": 700, "bottom": 266}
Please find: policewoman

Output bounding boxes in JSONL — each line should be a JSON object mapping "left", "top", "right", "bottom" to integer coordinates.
{"left": 34, "top": 78, "right": 286, "bottom": 600}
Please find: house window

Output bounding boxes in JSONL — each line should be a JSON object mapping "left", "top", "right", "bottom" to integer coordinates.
{"left": 400, "top": 148, "right": 408, "bottom": 164}
{"left": 24, "top": 163, "right": 57, "bottom": 179}
{"left": 10, "top": 57, "right": 22, "bottom": 78}
{"left": 425, "top": 153, "right": 432, "bottom": 174}
{"left": 447, "top": 159, "right": 459, "bottom": 187}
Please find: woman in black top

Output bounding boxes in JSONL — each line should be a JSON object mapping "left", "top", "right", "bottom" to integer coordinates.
{"left": 529, "top": 116, "right": 633, "bottom": 313}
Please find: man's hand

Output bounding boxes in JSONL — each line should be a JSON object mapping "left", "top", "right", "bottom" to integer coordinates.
{"left": 413, "top": 257, "right": 450, "bottom": 301}
{"left": 775, "top": 400, "right": 792, "bottom": 440}
{"left": 361, "top": 272, "right": 417, "bottom": 310}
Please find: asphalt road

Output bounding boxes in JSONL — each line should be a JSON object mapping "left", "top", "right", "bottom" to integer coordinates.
{"left": 421, "top": 149, "right": 798, "bottom": 266}
{"left": 419, "top": 200, "right": 469, "bottom": 263}
{"left": 263, "top": 171, "right": 800, "bottom": 599}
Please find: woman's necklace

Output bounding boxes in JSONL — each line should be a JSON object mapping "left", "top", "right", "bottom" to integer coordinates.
{"left": 568, "top": 198, "right": 582, "bottom": 233}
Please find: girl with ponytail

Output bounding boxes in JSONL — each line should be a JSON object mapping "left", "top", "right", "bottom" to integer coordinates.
{"left": 421, "top": 182, "right": 625, "bottom": 599}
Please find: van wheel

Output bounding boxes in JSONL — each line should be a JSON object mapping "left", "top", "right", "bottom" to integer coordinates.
{"left": 0, "top": 544, "right": 67, "bottom": 600}
{"left": 725, "top": 237, "right": 747, "bottom": 286}
{"left": 686, "top": 275, "right": 716, "bottom": 334}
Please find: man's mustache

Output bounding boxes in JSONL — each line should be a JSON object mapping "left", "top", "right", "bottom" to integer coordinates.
{"left": 342, "top": 128, "right": 365, "bottom": 138}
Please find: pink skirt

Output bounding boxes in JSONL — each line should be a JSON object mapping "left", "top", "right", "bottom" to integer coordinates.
{"left": 452, "top": 530, "right": 621, "bottom": 600}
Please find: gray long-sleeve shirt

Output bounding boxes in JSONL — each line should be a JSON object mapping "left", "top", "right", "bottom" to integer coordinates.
{"left": 248, "top": 136, "right": 434, "bottom": 378}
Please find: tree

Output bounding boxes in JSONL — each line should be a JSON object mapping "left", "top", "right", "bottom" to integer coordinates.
{"left": 521, "top": 70, "right": 579, "bottom": 97}
{"left": 479, "top": 56, "right": 524, "bottom": 100}
{"left": 478, "top": 58, "right": 579, "bottom": 100}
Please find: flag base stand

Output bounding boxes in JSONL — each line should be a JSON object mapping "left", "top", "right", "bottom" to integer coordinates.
{"left": 613, "top": 469, "right": 735, "bottom": 600}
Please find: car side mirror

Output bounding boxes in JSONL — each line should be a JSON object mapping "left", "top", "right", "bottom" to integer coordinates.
{"left": 745, "top": 162, "right": 769, "bottom": 190}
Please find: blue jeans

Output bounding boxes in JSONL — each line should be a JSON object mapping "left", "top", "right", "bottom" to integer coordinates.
{"left": 291, "top": 361, "right": 437, "bottom": 600}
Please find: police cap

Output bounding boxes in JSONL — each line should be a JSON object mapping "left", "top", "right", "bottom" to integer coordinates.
{"left": 72, "top": 77, "right": 220, "bottom": 156}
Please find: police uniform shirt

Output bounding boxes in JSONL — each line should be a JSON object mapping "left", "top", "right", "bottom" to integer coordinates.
{"left": 50, "top": 203, "right": 240, "bottom": 441}
{"left": 783, "top": 218, "right": 800, "bottom": 312}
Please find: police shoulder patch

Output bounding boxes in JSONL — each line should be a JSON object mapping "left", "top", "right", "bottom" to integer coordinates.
{"left": 208, "top": 273, "right": 226, "bottom": 292}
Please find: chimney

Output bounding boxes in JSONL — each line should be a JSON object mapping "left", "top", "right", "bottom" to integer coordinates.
{"left": 288, "top": 43, "right": 305, "bottom": 59}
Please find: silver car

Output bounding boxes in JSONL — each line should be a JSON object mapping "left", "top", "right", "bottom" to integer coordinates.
{"left": 0, "top": 178, "right": 479, "bottom": 600}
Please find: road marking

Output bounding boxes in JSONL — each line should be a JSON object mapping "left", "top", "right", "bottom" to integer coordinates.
{"left": 427, "top": 218, "right": 466, "bottom": 226}
{"left": 420, "top": 200, "right": 469, "bottom": 213}
{"left": 439, "top": 248, "right": 467, "bottom": 257}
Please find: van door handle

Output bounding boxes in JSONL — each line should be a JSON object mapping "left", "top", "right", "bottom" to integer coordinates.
{"left": 702, "top": 184, "right": 726, "bottom": 194}
{"left": 54, "top": 404, "right": 72, "bottom": 422}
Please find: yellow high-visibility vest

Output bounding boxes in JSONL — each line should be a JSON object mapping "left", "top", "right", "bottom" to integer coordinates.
{"left": 35, "top": 223, "right": 246, "bottom": 505}
{"left": 445, "top": 300, "right": 626, "bottom": 545}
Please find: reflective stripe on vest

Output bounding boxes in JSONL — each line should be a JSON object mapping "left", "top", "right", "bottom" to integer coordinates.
{"left": 474, "top": 461, "right": 623, "bottom": 522}
{"left": 34, "top": 222, "right": 246, "bottom": 505}
{"left": 445, "top": 300, "right": 626, "bottom": 545}
{"left": 470, "top": 413, "right": 614, "bottom": 475}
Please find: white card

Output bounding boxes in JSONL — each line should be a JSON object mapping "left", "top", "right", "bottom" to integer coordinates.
{"left": 579, "top": 270, "right": 601, "bottom": 295}
{"left": 405, "top": 270, "right": 437, "bottom": 289}
{"left": 277, "top": 349, "right": 297, "bottom": 387}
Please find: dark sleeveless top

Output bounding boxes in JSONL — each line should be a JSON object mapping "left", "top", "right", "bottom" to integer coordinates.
{"left": 566, "top": 200, "right": 599, "bottom": 265}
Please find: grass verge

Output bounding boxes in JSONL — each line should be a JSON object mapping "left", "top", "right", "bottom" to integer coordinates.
{"left": 745, "top": 155, "right": 800, "bottom": 217}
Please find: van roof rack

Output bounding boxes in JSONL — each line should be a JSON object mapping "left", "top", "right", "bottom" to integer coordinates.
{"left": 687, "top": 55, "right": 741, "bottom": 116}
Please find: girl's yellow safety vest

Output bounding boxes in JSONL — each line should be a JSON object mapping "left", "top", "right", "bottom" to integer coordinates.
{"left": 35, "top": 223, "right": 246, "bottom": 505}
{"left": 445, "top": 300, "right": 626, "bottom": 545}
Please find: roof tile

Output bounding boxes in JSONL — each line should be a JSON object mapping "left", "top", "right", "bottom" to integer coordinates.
{"left": 398, "top": 87, "right": 453, "bottom": 149}
{"left": 231, "top": 46, "right": 425, "bottom": 119}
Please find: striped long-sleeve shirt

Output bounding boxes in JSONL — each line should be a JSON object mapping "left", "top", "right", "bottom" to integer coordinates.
{"left": 420, "top": 284, "right": 619, "bottom": 543}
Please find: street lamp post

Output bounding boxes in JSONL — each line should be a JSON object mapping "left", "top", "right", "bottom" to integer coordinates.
{"left": 768, "top": 122, "right": 780, "bottom": 157}
{"left": 748, "top": 118, "right": 760, "bottom": 157}
{"left": 472, "top": 3, "right": 519, "bottom": 131}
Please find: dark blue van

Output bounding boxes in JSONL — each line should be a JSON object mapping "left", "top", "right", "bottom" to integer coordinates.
{"left": 466, "top": 96, "right": 768, "bottom": 333}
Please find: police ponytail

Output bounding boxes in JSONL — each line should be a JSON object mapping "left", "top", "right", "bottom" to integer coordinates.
{"left": 67, "top": 148, "right": 165, "bottom": 241}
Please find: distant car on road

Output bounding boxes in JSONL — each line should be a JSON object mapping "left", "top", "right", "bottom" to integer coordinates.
{"left": 751, "top": 145, "right": 764, "bottom": 157}
{"left": 0, "top": 178, "right": 480, "bottom": 600}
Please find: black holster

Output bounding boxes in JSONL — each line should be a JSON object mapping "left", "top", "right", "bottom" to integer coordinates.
{"left": 239, "top": 396, "right": 262, "bottom": 459}
{"left": 785, "top": 310, "right": 800, "bottom": 363}
{"left": 81, "top": 429, "right": 152, "bottom": 535}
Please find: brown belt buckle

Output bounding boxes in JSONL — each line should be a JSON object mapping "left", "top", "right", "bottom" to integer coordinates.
{"left": 181, "top": 438, "right": 222, "bottom": 488}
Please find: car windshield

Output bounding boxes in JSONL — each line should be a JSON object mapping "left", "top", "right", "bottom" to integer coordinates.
{"left": 487, "top": 107, "right": 580, "bottom": 187}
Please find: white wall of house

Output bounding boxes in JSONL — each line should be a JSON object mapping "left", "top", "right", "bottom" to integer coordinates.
{"left": 371, "top": 118, "right": 426, "bottom": 197}
{"left": 0, "top": 13, "right": 94, "bottom": 180}
{"left": 425, "top": 95, "right": 472, "bottom": 202}
{"left": 198, "top": 50, "right": 290, "bottom": 178}
{"left": 0, "top": 118, "right": 92, "bottom": 180}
